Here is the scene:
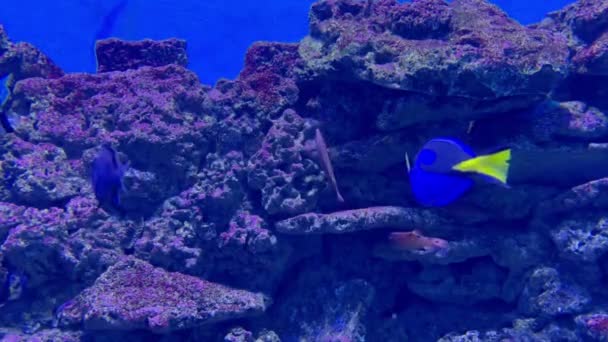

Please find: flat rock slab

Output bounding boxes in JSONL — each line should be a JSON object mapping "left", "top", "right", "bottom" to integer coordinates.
{"left": 275, "top": 206, "right": 442, "bottom": 234}
{"left": 58, "top": 257, "right": 270, "bottom": 332}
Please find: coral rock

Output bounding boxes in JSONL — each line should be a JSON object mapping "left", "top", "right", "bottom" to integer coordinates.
{"left": 298, "top": 0, "right": 568, "bottom": 127}
{"left": 275, "top": 206, "right": 442, "bottom": 234}
{"left": 575, "top": 312, "right": 608, "bottom": 340}
{"left": 5, "top": 64, "right": 210, "bottom": 211}
{"left": 532, "top": 101, "right": 608, "bottom": 142}
{"left": 96, "top": 38, "right": 188, "bottom": 73}
{"left": 518, "top": 267, "right": 590, "bottom": 317}
{"left": 0, "top": 25, "right": 63, "bottom": 86}
{"left": 1, "top": 138, "right": 86, "bottom": 207}
{"left": 573, "top": 32, "right": 608, "bottom": 75}
{"left": 57, "top": 257, "right": 270, "bottom": 332}
{"left": 550, "top": 214, "right": 608, "bottom": 262}
{"left": 247, "top": 109, "right": 325, "bottom": 216}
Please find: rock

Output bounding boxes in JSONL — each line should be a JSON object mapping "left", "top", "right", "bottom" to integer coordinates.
{"left": 407, "top": 258, "right": 507, "bottom": 305}
{"left": 298, "top": 0, "right": 568, "bottom": 127}
{"left": 0, "top": 25, "right": 63, "bottom": 86}
{"left": 0, "top": 196, "right": 138, "bottom": 287}
{"left": 57, "top": 257, "right": 270, "bottom": 332}
{"left": 1, "top": 138, "right": 87, "bottom": 207}
{"left": 255, "top": 330, "right": 281, "bottom": 342}
{"left": 532, "top": 101, "right": 608, "bottom": 142}
{"left": 212, "top": 211, "right": 292, "bottom": 291}
{"left": 276, "top": 277, "right": 374, "bottom": 342}
{"left": 134, "top": 151, "right": 290, "bottom": 292}
{"left": 331, "top": 130, "right": 416, "bottom": 173}
{"left": 518, "top": 267, "right": 590, "bottom": 317}
{"left": 96, "top": 38, "right": 188, "bottom": 73}
{"left": 1, "top": 204, "right": 78, "bottom": 287}
{"left": 275, "top": 206, "right": 442, "bottom": 235}
{"left": 491, "top": 231, "right": 552, "bottom": 272}
{"left": 375, "top": 92, "right": 545, "bottom": 132}
{"left": 438, "top": 323, "right": 580, "bottom": 342}
{"left": 550, "top": 213, "right": 608, "bottom": 262}
{"left": 573, "top": 32, "right": 608, "bottom": 75}
{"left": 224, "top": 327, "right": 254, "bottom": 342}
{"left": 238, "top": 42, "right": 301, "bottom": 114}
{"left": 0, "top": 328, "right": 83, "bottom": 342}
{"left": 542, "top": 0, "right": 608, "bottom": 45}
{"left": 575, "top": 312, "right": 608, "bottom": 341}
{"left": 538, "top": 177, "right": 608, "bottom": 216}
{"left": 5, "top": 64, "right": 211, "bottom": 211}
{"left": 247, "top": 109, "right": 325, "bottom": 216}
{"left": 0, "top": 201, "right": 25, "bottom": 243}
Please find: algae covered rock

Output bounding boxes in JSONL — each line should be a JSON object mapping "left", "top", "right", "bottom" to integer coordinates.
{"left": 275, "top": 206, "right": 442, "bottom": 234}
{"left": 518, "top": 267, "right": 590, "bottom": 317}
{"left": 57, "top": 257, "right": 270, "bottom": 332}
{"left": 298, "top": 0, "right": 568, "bottom": 128}
{"left": 96, "top": 38, "right": 189, "bottom": 73}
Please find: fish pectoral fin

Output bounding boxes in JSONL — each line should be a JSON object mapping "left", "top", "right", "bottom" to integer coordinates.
{"left": 452, "top": 149, "right": 511, "bottom": 184}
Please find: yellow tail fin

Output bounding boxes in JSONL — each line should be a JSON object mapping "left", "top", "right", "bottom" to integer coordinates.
{"left": 452, "top": 149, "right": 511, "bottom": 184}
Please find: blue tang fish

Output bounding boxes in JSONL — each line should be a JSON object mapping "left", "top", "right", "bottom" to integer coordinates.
{"left": 409, "top": 138, "right": 511, "bottom": 207}
{"left": 91, "top": 144, "right": 128, "bottom": 213}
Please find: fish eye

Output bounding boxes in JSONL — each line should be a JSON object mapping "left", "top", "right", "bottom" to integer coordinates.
{"left": 418, "top": 149, "right": 437, "bottom": 165}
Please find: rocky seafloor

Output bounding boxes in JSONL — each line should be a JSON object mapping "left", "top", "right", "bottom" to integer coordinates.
{"left": 2, "top": 0, "right": 608, "bottom": 341}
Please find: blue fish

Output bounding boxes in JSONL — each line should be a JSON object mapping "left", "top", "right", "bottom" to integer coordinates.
{"left": 409, "top": 138, "right": 510, "bottom": 207}
{"left": 91, "top": 144, "right": 128, "bottom": 213}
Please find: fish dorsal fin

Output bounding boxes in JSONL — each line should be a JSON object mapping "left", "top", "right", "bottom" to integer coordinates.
{"left": 452, "top": 149, "right": 511, "bottom": 184}
{"left": 412, "top": 229, "right": 422, "bottom": 236}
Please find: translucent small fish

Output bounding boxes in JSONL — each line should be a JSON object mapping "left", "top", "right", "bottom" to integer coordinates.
{"left": 315, "top": 128, "right": 344, "bottom": 203}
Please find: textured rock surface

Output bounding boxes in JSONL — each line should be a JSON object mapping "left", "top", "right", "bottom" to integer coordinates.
{"left": 2, "top": 0, "right": 608, "bottom": 341}
{"left": 298, "top": 0, "right": 568, "bottom": 128}
{"left": 0, "top": 25, "right": 64, "bottom": 87}
{"left": 247, "top": 109, "right": 324, "bottom": 216}
{"left": 550, "top": 214, "right": 608, "bottom": 262}
{"left": 57, "top": 257, "right": 270, "bottom": 332}
{"left": 4, "top": 64, "right": 210, "bottom": 214}
{"left": 531, "top": 101, "right": 608, "bottom": 141}
{"left": 518, "top": 267, "right": 590, "bottom": 317}
{"left": 96, "top": 38, "right": 189, "bottom": 73}
{"left": 275, "top": 206, "right": 442, "bottom": 234}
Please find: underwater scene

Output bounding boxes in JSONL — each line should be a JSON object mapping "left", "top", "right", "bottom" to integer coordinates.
{"left": 2, "top": 0, "right": 608, "bottom": 341}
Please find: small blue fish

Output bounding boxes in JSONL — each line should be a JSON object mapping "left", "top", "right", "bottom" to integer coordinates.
{"left": 409, "top": 138, "right": 510, "bottom": 207}
{"left": 91, "top": 144, "right": 128, "bottom": 213}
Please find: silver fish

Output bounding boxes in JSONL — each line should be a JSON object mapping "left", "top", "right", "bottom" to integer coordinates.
{"left": 315, "top": 128, "right": 344, "bottom": 203}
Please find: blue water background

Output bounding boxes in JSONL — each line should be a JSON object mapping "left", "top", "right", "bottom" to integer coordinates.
{"left": 1, "top": 0, "right": 573, "bottom": 86}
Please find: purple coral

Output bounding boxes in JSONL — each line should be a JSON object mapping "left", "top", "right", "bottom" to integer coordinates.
{"left": 57, "top": 257, "right": 270, "bottom": 332}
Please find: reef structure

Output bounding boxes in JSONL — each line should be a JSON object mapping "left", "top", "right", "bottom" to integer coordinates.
{"left": 1, "top": 0, "right": 608, "bottom": 341}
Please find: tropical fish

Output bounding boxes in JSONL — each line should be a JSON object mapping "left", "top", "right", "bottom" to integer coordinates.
{"left": 387, "top": 230, "right": 449, "bottom": 253}
{"left": 315, "top": 128, "right": 345, "bottom": 203}
{"left": 91, "top": 144, "right": 128, "bottom": 213}
{"left": 410, "top": 136, "right": 608, "bottom": 207}
{"left": 409, "top": 137, "right": 510, "bottom": 207}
